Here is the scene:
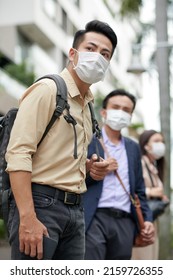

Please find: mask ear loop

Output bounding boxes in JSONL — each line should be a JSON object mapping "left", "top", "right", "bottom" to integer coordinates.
{"left": 72, "top": 62, "right": 76, "bottom": 69}
{"left": 72, "top": 48, "right": 78, "bottom": 69}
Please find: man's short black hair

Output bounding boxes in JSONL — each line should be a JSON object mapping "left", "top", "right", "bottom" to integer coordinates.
{"left": 102, "top": 89, "right": 137, "bottom": 112}
{"left": 72, "top": 20, "right": 117, "bottom": 56}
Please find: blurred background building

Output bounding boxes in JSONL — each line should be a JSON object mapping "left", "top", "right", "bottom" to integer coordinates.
{"left": 0, "top": 0, "right": 143, "bottom": 116}
{"left": 0, "top": 0, "right": 173, "bottom": 259}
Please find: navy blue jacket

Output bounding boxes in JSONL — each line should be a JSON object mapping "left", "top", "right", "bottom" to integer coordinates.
{"left": 83, "top": 136, "right": 153, "bottom": 232}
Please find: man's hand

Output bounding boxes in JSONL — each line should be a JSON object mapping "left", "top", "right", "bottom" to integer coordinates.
{"left": 19, "top": 213, "right": 49, "bottom": 259}
{"left": 140, "top": 221, "right": 155, "bottom": 245}
{"left": 86, "top": 154, "right": 109, "bottom": 180}
{"left": 9, "top": 171, "right": 49, "bottom": 259}
{"left": 106, "top": 157, "right": 118, "bottom": 173}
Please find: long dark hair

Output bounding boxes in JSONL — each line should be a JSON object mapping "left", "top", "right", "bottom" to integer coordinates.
{"left": 139, "top": 129, "right": 165, "bottom": 182}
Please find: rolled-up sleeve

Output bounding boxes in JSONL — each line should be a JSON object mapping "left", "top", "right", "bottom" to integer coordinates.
{"left": 5, "top": 80, "right": 56, "bottom": 172}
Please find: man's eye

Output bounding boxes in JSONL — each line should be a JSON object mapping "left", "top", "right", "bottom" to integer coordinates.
{"left": 86, "top": 47, "right": 93, "bottom": 51}
{"left": 124, "top": 110, "right": 131, "bottom": 114}
{"left": 102, "top": 53, "right": 110, "bottom": 60}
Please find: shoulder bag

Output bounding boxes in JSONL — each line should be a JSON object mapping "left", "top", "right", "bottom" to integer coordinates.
{"left": 115, "top": 171, "right": 152, "bottom": 247}
{"left": 144, "top": 161, "right": 169, "bottom": 221}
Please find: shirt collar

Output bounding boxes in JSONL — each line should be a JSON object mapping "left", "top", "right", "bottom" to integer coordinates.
{"left": 102, "top": 126, "right": 124, "bottom": 147}
{"left": 60, "top": 68, "right": 94, "bottom": 103}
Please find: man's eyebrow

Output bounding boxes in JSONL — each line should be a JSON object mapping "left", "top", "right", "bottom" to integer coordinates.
{"left": 87, "top": 42, "right": 111, "bottom": 53}
{"left": 111, "top": 103, "right": 131, "bottom": 110}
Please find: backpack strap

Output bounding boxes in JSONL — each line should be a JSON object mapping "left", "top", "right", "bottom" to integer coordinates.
{"left": 88, "top": 102, "right": 101, "bottom": 139}
{"left": 35, "top": 75, "right": 68, "bottom": 145}
{"left": 35, "top": 74, "right": 78, "bottom": 158}
{"left": 88, "top": 102, "right": 102, "bottom": 161}
{"left": 34, "top": 76, "right": 102, "bottom": 160}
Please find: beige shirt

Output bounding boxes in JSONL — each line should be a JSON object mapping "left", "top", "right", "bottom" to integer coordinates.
{"left": 6, "top": 68, "right": 94, "bottom": 193}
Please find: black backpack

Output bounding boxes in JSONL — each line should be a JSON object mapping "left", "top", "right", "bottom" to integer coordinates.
{"left": 0, "top": 74, "right": 101, "bottom": 223}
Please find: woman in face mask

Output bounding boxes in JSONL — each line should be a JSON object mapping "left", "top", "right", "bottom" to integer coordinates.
{"left": 132, "top": 129, "right": 169, "bottom": 260}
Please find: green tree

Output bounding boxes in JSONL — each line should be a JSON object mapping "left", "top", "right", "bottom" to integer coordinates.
{"left": 119, "top": 0, "right": 142, "bottom": 16}
{"left": 4, "top": 61, "right": 35, "bottom": 87}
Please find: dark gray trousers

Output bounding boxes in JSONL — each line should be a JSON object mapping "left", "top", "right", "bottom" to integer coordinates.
{"left": 85, "top": 208, "right": 135, "bottom": 260}
{"left": 7, "top": 191, "right": 85, "bottom": 260}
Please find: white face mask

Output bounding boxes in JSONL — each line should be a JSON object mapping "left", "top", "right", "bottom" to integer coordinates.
{"left": 149, "top": 142, "right": 166, "bottom": 159}
{"left": 103, "top": 109, "right": 131, "bottom": 131}
{"left": 73, "top": 51, "right": 110, "bottom": 84}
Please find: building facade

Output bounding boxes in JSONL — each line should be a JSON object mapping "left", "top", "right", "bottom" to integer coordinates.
{"left": 0, "top": 0, "right": 140, "bottom": 116}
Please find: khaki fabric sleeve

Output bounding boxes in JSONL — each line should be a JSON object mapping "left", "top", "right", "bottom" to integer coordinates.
{"left": 6, "top": 80, "right": 57, "bottom": 172}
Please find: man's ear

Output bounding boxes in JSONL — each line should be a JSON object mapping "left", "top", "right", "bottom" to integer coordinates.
{"left": 100, "top": 108, "right": 106, "bottom": 118}
{"left": 69, "top": 48, "right": 76, "bottom": 62}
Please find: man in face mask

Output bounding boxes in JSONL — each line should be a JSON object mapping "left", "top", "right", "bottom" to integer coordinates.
{"left": 67, "top": 21, "right": 115, "bottom": 87}
{"left": 83, "top": 89, "right": 155, "bottom": 260}
{"left": 5, "top": 20, "right": 117, "bottom": 260}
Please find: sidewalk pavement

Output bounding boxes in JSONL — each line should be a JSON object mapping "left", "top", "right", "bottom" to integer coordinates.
{"left": 0, "top": 240, "right": 10, "bottom": 260}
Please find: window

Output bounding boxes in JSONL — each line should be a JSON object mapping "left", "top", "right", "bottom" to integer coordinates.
{"left": 17, "top": 31, "right": 32, "bottom": 63}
